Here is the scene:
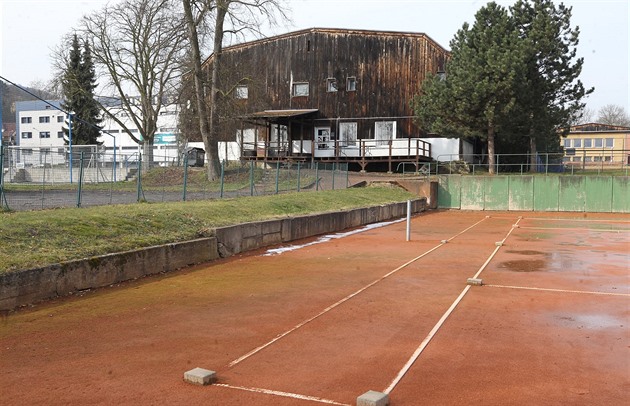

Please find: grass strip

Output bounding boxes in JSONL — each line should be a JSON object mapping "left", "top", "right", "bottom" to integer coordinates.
{"left": 0, "top": 185, "right": 415, "bottom": 274}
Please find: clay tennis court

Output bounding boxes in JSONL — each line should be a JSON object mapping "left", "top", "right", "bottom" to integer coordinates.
{"left": 1, "top": 210, "right": 628, "bottom": 405}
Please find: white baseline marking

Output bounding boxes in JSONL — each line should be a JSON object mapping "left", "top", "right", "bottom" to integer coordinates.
{"left": 228, "top": 216, "right": 490, "bottom": 368}
{"left": 517, "top": 226, "right": 629, "bottom": 233}
{"left": 485, "top": 284, "right": 630, "bottom": 297}
{"left": 524, "top": 217, "right": 630, "bottom": 224}
{"left": 215, "top": 383, "right": 350, "bottom": 405}
{"left": 383, "top": 216, "right": 523, "bottom": 394}
{"left": 263, "top": 218, "right": 405, "bottom": 256}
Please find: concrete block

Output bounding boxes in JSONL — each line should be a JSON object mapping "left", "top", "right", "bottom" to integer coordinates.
{"left": 495, "top": 241, "right": 504, "bottom": 246}
{"left": 467, "top": 278, "right": 483, "bottom": 286}
{"left": 440, "top": 239, "right": 448, "bottom": 244}
{"left": 357, "top": 390, "right": 389, "bottom": 406}
{"left": 183, "top": 367, "right": 216, "bottom": 386}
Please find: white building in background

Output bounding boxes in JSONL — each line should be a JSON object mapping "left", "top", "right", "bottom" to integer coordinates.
{"left": 14, "top": 99, "right": 183, "bottom": 167}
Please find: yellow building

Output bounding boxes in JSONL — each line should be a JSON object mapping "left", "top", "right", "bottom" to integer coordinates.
{"left": 563, "top": 123, "right": 630, "bottom": 168}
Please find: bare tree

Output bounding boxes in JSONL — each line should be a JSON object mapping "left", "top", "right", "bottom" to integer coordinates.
{"left": 597, "top": 104, "right": 630, "bottom": 127}
{"left": 78, "top": 0, "right": 188, "bottom": 166}
{"left": 182, "top": 0, "right": 289, "bottom": 181}
{"left": 574, "top": 106, "right": 595, "bottom": 125}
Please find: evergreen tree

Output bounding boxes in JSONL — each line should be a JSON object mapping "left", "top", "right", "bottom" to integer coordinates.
{"left": 511, "top": 0, "right": 592, "bottom": 171}
{"left": 413, "top": 2, "right": 525, "bottom": 174}
{"left": 61, "top": 34, "right": 102, "bottom": 145}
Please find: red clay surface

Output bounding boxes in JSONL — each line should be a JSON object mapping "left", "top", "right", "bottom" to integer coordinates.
{"left": 1, "top": 210, "right": 628, "bottom": 405}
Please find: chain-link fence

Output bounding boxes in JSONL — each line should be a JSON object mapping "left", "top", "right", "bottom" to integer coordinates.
{"left": 405, "top": 152, "right": 630, "bottom": 176}
{"left": 0, "top": 145, "right": 349, "bottom": 211}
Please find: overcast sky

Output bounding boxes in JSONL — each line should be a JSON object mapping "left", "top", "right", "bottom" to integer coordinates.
{"left": 1, "top": 0, "right": 628, "bottom": 114}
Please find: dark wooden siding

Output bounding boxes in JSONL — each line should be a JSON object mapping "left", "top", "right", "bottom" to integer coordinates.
{"left": 201, "top": 29, "right": 448, "bottom": 142}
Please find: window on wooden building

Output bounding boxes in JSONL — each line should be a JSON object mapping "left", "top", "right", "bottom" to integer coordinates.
{"left": 375, "top": 121, "right": 396, "bottom": 146}
{"left": 346, "top": 77, "right": 357, "bottom": 92}
{"left": 339, "top": 122, "right": 357, "bottom": 146}
{"left": 235, "top": 85, "right": 248, "bottom": 99}
{"left": 326, "top": 78, "right": 338, "bottom": 92}
{"left": 292, "top": 82, "right": 309, "bottom": 97}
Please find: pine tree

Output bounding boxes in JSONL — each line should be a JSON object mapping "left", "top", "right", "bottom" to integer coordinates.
{"left": 511, "top": 0, "right": 592, "bottom": 171}
{"left": 413, "top": 2, "right": 525, "bottom": 174}
{"left": 61, "top": 34, "right": 102, "bottom": 145}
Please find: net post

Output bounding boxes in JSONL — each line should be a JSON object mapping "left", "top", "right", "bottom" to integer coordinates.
{"left": 406, "top": 200, "right": 412, "bottom": 241}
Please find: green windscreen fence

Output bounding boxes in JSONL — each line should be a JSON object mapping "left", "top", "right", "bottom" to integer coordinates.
{"left": 437, "top": 175, "right": 630, "bottom": 213}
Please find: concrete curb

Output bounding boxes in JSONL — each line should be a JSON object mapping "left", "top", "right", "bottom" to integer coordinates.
{"left": 0, "top": 199, "right": 426, "bottom": 311}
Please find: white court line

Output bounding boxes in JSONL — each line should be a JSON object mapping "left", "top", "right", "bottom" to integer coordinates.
{"left": 524, "top": 217, "right": 630, "bottom": 223}
{"left": 383, "top": 216, "right": 523, "bottom": 395}
{"left": 215, "top": 383, "right": 350, "bottom": 405}
{"left": 227, "top": 216, "right": 490, "bottom": 368}
{"left": 263, "top": 218, "right": 405, "bottom": 256}
{"left": 517, "top": 226, "right": 629, "bottom": 233}
{"left": 485, "top": 284, "right": 630, "bottom": 297}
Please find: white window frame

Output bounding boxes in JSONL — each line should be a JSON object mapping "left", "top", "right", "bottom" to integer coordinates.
{"left": 374, "top": 121, "right": 396, "bottom": 146}
{"left": 326, "top": 78, "right": 338, "bottom": 92}
{"left": 292, "top": 82, "right": 309, "bottom": 97}
{"left": 346, "top": 77, "right": 357, "bottom": 92}
{"left": 315, "top": 127, "right": 331, "bottom": 150}
{"left": 235, "top": 85, "right": 249, "bottom": 99}
{"left": 39, "top": 116, "right": 50, "bottom": 123}
{"left": 339, "top": 122, "right": 357, "bottom": 147}
{"left": 605, "top": 138, "right": 614, "bottom": 148}
{"left": 573, "top": 138, "right": 581, "bottom": 148}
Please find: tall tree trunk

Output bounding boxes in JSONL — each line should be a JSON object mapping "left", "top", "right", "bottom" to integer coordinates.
{"left": 182, "top": 0, "right": 219, "bottom": 180}
{"left": 487, "top": 123, "right": 496, "bottom": 175}
{"left": 529, "top": 135, "right": 538, "bottom": 173}
{"left": 206, "top": 2, "right": 227, "bottom": 181}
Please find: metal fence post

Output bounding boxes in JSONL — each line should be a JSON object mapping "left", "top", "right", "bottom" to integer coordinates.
{"left": 77, "top": 152, "right": 84, "bottom": 208}
{"left": 275, "top": 161, "right": 280, "bottom": 194}
{"left": 297, "top": 162, "right": 301, "bottom": 192}
{"left": 250, "top": 161, "right": 254, "bottom": 196}
{"left": 315, "top": 162, "right": 319, "bottom": 191}
{"left": 332, "top": 162, "right": 336, "bottom": 190}
{"left": 220, "top": 160, "right": 225, "bottom": 198}
{"left": 545, "top": 153, "right": 549, "bottom": 175}
{"left": 182, "top": 154, "right": 189, "bottom": 201}
{"left": 0, "top": 144, "right": 8, "bottom": 211}
{"left": 137, "top": 153, "right": 143, "bottom": 202}
{"left": 346, "top": 163, "right": 349, "bottom": 187}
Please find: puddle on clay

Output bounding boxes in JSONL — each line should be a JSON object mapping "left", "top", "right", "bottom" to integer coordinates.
{"left": 499, "top": 259, "right": 547, "bottom": 272}
{"left": 505, "top": 250, "right": 547, "bottom": 256}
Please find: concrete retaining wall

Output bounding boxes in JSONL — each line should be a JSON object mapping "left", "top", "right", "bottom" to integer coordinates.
{"left": 0, "top": 238, "right": 219, "bottom": 312}
{"left": 215, "top": 199, "right": 425, "bottom": 256}
{"left": 1, "top": 199, "right": 426, "bottom": 311}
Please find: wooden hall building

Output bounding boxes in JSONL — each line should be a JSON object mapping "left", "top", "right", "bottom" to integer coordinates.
{"left": 196, "top": 28, "right": 450, "bottom": 171}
